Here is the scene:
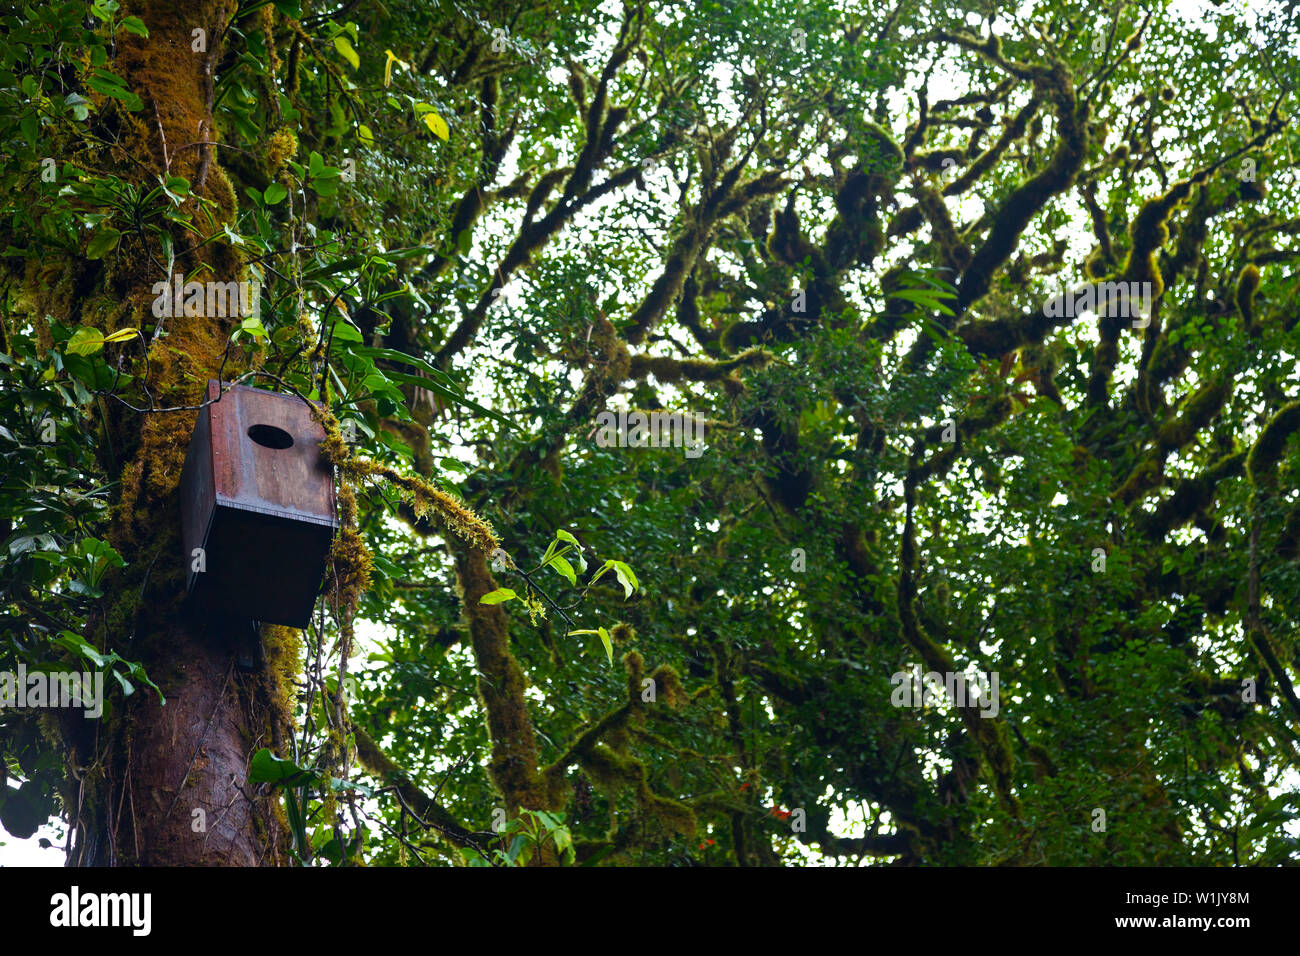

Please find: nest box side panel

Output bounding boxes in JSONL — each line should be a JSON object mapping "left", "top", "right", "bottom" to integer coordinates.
{"left": 203, "top": 509, "right": 334, "bottom": 626}
{"left": 179, "top": 381, "right": 219, "bottom": 595}
{"left": 208, "top": 383, "right": 337, "bottom": 526}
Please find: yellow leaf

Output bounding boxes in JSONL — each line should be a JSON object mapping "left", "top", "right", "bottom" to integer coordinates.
{"left": 383, "top": 49, "right": 408, "bottom": 88}
{"left": 358, "top": 124, "right": 374, "bottom": 147}
{"left": 422, "top": 111, "right": 449, "bottom": 141}
{"left": 102, "top": 327, "right": 137, "bottom": 343}
{"left": 333, "top": 35, "right": 359, "bottom": 70}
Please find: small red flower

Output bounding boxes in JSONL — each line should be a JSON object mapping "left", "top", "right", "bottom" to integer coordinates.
{"left": 770, "top": 807, "right": 792, "bottom": 821}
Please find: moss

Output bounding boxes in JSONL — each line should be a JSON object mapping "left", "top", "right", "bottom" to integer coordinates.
{"left": 1139, "top": 448, "right": 1245, "bottom": 538}
{"left": 1113, "top": 457, "right": 1161, "bottom": 505}
{"left": 628, "top": 347, "right": 772, "bottom": 385}
{"left": 267, "top": 127, "right": 297, "bottom": 172}
{"left": 1121, "top": 173, "right": 1209, "bottom": 297}
{"left": 260, "top": 624, "right": 301, "bottom": 742}
{"left": 314, "top": 405, "right": 499, "bottom": 554}
{"left": 648, "top": 664, "right": 688, "bottom": 708}
{"left": 258, "top": 3, "right": 280, "bottom": 75}
{"left": 1156, "top": 377, "right": 1231, "bottom": 452}
{"left": 1247, "top": 401, "right": 1300, "bottom": 486}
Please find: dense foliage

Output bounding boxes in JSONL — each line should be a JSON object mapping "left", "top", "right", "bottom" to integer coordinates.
{"left": 1, "top": 0, "right": 1299, "bottom": 865}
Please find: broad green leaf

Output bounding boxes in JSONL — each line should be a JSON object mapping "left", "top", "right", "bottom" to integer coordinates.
{"left": 87, "top": 227, "right": 121, "bottom": 259}
{"left": 350, "top": 346, "right": 452, "bottom": 385}
{"left": 249, "top": 748, "right": 319, "bottom": 787}
{"left": 329, "top": 319, "right": 364, "bottom": 343}
{"left": 334, "top": 35, "right": 360, "bottom": 70}
{"left": 480, "top": 588, "right": 517, "bottom": 605}
{"left": 66, "top": 327, "right": 105, "bottom": 356}
{"left": 55, "top": 631, "right": 106, "bottom": 668}
{"left": 263, "top": 182, "right": 287, "bottom": 205}
{"left": 240, "top": 316, "right": 268, "bottom": 340}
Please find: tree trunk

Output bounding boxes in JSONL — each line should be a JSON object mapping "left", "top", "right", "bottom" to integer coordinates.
{"left": 61, "top": 0, "right": 291, "bottom": 866}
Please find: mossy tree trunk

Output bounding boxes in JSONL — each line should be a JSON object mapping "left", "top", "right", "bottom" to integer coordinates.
{"left": 58, "top": 0, "right": 292, "bottom": 867}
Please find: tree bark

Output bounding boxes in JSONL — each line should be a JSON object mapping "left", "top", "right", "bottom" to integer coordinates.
{"left": 62, "top": 0, "right": 292, "bottom": 867}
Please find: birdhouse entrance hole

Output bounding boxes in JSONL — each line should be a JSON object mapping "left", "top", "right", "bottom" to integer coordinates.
{"left": 247, "top": 423, "right": 294, "bottom": 449}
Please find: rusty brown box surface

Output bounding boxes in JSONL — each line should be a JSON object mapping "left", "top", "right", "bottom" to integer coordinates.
{"left": 180, "top": 380, "right": 338, "bottom": 627}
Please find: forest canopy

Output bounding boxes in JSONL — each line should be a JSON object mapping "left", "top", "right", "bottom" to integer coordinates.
{"left": 0, "top": 0, "right": 1299, "bottom": 867}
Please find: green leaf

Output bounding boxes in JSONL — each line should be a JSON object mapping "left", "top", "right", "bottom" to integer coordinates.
{"left": 121, "top": 15, "right": 148, "bottom": 37}
{"left": 66, "top": 327, "right": 105, "bottom": 356}
{"left": 545, "top": 553, "right": 577, "bottom": 586}
{"left": 55, "top": 631, "right": 106, "bottom": 668}
{"left": 263, "top": 182, "right": 287, "bottom": 205}
{"left": 248, "top": 749, "right": 319, "bottom": 788}
{"left": 480, "top": 588, "right": 517, "bottom": 605}
{"left": 378, "top": 368, "right": 516, "bottom": 431}
{"left": 86, "top": 70, "right": 142, "bottom": 110}
{"left": 333, "top": 35, "right": 360, "bottom": 70}
{"left": 86, "top": 227, "right": 121, "bottom": 259}
{"left": 328, "top": 319, "right": 363, "bottom": 343}
{"left": 64, "top": 93, "right": 90, "bottom": 121}
{"left": 569, "top": 627, "right": 614, "bottom": 665}
{"left": 611, "top": 560, "right": 639, "bottom": 598}
{"left": 350, "top": 346, "right": 452, "bottom": 385}
{"left": 588, "top": 560, "right": 614, "bottom": 588}
{"left": 240, "top": 316, "right": 268, "bottom": 340}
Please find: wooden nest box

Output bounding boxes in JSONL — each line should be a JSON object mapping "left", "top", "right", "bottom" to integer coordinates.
{"left": 180, "top": 380, "right": 338, "bottom": 628}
